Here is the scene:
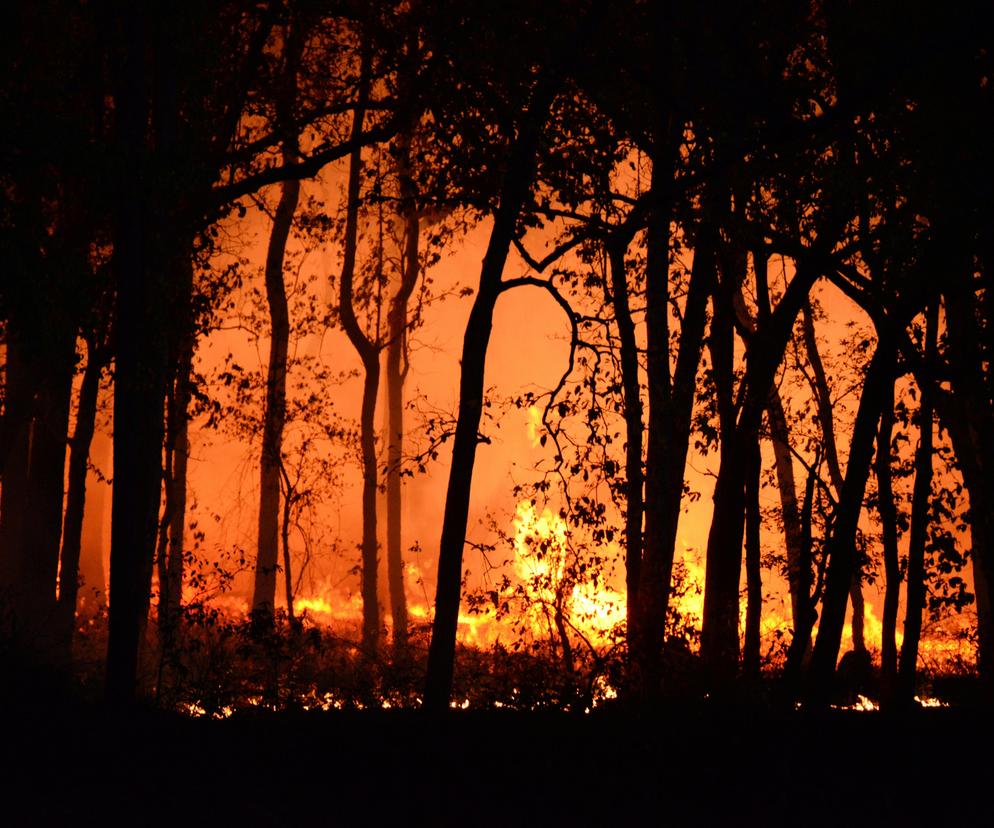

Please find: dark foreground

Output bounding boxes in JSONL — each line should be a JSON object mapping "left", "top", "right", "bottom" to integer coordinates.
{"left": 3, "top": 698, "right": 992, "bottom": 826}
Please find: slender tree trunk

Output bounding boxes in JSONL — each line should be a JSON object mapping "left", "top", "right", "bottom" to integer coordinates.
{"left": 424, "top": 84, "right": 554, "bottom": 711}
{"left": 252, "top": 153, "right": 300, "bottom": 620}
{"left": 737, "top": 252, "right": 806, "bottom": 639}
{"left": 157, "top": 334, "right": 193, "bottom": 640}
{"left": 783, "top": 457, "right": 818, "bottom": 690}
{"left": 701, "top": 262, "right": 819, "bottom": 687}
{"left": 897, "top": 302, "right": 937, "bottom": 704}
{"left": 802, "top": 303, "right": 866, "bottom": 653}
{"left": 281, "top": 484, "right": 296, "bottom": 625}
{"left": 805, "top": 339, "right": 896, "bottom": 705}
{"left": 766, "top": 390, "right": 805, "bottom": 634}
{"left": 634, "top": 205, "right": 713, "bottom": 698}
{"left": 385, "top": 130, "right": 419, "bottom": 656}
{"left": 252, "top": 21, "right": 302, "bottom": 623}
{"left": 743, "top": 437, "right": 763, "bottom": 677}
{"left": 56, "top": 340, "right": 107, "bottom": 662}
{"left": 875, "top": 381, "right": 900, "bottom": 704}
{"left": 165, "top": 338, "right": 192, "bottom": 627}
{"left": 337, "top": 47, "right": 383, "bottom": 656}
{"left": 78, "top": 430, "right": 110, "bottom": 615}
{"left": 607, "top": 241, "right": 644, "bottom": 654}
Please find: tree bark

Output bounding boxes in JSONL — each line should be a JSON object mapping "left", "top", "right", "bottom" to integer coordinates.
{"left": 766, "top": 390, "right": 805, "bottom": 634}
{"left": 802, "top": 303, "right": 866, "bottom": 653}
{"left": 736, "top": 252, "right": 806, "bottom": 640}
{"left": 897, "top": 302, "right": 937, "bottom": 704}
{"left": 940, "top": 274, "right": 994, "bottom": 683}
{"left": 165, "top": 339, "right": 192, "bottom": 628}
{"left": 384, "top": 129, "right": 419, "bottom": 656}
{"left": 423, "top": 83, "right": 554, "bottom": 711}
{"left": 105, "top": 8, "right": 170, "bottom": 704}
{"left": 701, "top": 262, "right": 819, "bottom": 687}
{"left": 156, "top": 334, "right": 193, "bottom": 638}
{"left": 743, "top": 437, "right": 763, "bottom": 677}
{"left": 633, "top": 204, "right": 714, "bottom": 698}
{"left": 336, "top": 43, "right": 383, "bottom": 657}
{"left": 0, "top": 331, "right": 75, "bottom": 664}
{"left": 56, "top": 338, "right": 107, "bottom": 662}
{"left": 252, "top": 152, "right": 301, "bottom": 620}
{"left": 875, "top": 381, "right": 900, "bottom": 704}
{"left": 252, "top": 21, "right": 302, "bottom": 623}
{"left": 805, "top": 339, "right": 896, "bottom": 705}
{"left": 606, "top": 241, "right": 644, "bottom": 657}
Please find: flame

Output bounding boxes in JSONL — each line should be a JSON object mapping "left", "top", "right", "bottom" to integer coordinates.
{"left": 526, "top": 405, "right": 544, "bottom": 448}
{"left": 511, "top": 499, "right": 626, "bottom": 648}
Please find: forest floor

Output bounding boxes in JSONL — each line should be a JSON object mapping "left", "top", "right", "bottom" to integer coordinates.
{"left": 3, "top": 692, "right": 991, "bottom": 826}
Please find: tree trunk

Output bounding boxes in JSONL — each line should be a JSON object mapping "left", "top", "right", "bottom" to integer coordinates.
{"left": 743, "top": 437, "right": 763, "bottom": 677}
{"left": 157, "top": 334, "right": 193, "bottom": 638}
{"left": 783, "top": 456, "right": 818, "bottom": 690}
{"left": 897, "top": 302, "right": 937, "bottom": 704}
{"left": 165, "top": 339, "right": 192, "bottom": 627}
{"left": 606, "top": 241, "right": 644, "bottom": 658}
{"left": 940, "top": 270, "right": 994, "bottom": 683}
{"left": 802, "top": 303, "right": 866, "bottom": 654}
{"left": 423, "top": 84, "right": 554, "bottom": 711}
{"left": 336, "top": 46, "right": 383, "bottom": 657}
{"left": 252, "top": 21, "right": 302, "bottom": 623}
{"left": 56, "top": 339, "right": 107, "bottom": 662}
{"left": 805, "top": 339, "right": 896, "bottom": 705}
{"left": 875, "top": 381, "right": 900, "bottom": 704}
{"left": 766, "top": 390, "right": 805, "bottom": 635}
{"left": 701, "top": 262, "right": 819, "bottom": 687}
{"left": 0, "top": 331, "right": 75, "bottom": 665}
{"left": 633, "top": 203, "right": 714, "bottom": 698}
{"left": 78, "top": 430, "right": 110, "bottom": 615}
{"left": 252, "top": 152, "right": 300, "bottom": 620}
{"left": 703, "top": 240, "right": 743, "bottom": 679}
{"left": 105, "top": 9, "right": 170, "bottom": 704}
{"left": 737, "top": 252, "right": 806, "bottom": 640}
{"left": 384, "top": 130, "right": 419, "bottom": 656}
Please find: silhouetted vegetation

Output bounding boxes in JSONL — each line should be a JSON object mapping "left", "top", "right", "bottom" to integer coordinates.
{"left": 2, "top": 0, "right": 992, "bottom": 747}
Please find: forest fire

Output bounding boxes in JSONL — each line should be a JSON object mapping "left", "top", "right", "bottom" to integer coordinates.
{"left": 2, "top": 0, "right": 991, "bottom": 744}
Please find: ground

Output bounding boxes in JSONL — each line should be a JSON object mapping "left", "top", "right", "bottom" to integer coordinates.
{"left": 3, "top": 696, "right": 991, "bottom": 825}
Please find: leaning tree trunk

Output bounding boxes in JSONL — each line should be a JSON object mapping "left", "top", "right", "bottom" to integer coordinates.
{"left": 701, "top": 261, "right": 819, "bottom": 688}
{"left": 736, "top": 253, "right": 806, "bottom": 642}
{"left": 56, "top": 338, "right": 107, "bottom": 663}
{"left": 423, "top": 83, "right": 554, "bottom": 711}
{"left": 766, "top": 390, "right": 806, "bottom": 636}
{"left": 805, "top": 339, "right": 896, "bottom": 705}
{"left": 802, "top": 303, "right": 866, "bottom": 654}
